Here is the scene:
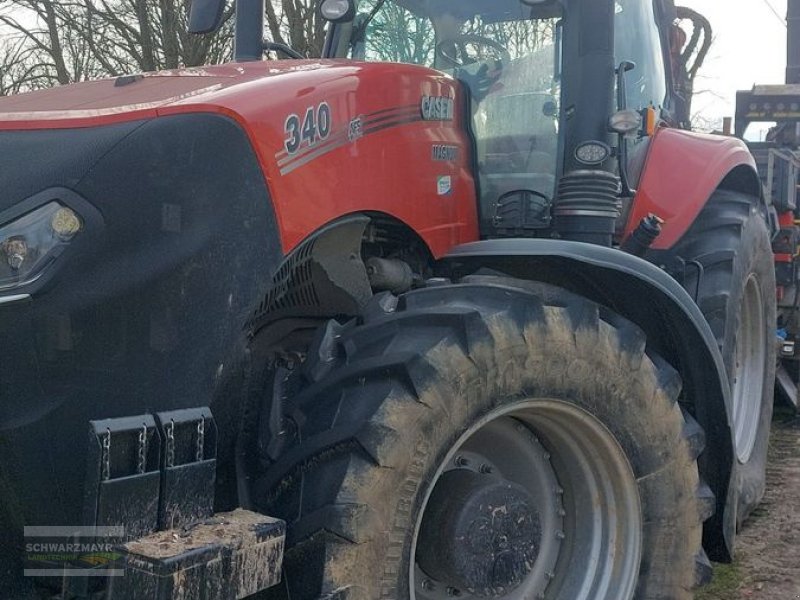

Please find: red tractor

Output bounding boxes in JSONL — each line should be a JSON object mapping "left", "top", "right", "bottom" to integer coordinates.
{"left": 0, "top": 1, "right": 776, "bottom": 599}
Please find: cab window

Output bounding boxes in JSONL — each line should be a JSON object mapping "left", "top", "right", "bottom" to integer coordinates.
{"left": 614, "top": 0, "right": 668, "bottom": 110}
{"left": 350, "top": 0, "right": 435, "bottom": 65}
{"left": 613, "top": 0, "right": 667, "bottom": 187}
{"left": 347, "top": 0, "right": 563, "bottom": 211}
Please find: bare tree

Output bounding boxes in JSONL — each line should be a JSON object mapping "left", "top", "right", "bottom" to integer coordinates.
{"left": 0, "top": 0, "right": 236, "bottom": 93}
{"left": 265, "top": 0, "right": 327, "bottom": 58}
{"left": 672, "top": 6, "right": 713, "bottom": 126}
{"left": 0, "top": 34, "right": 55, "bottom": 93}
{"left": 0, "top": 0, "right": 334, "bottom": 94}
{"left": 359, "top": 1, "right": 434, "bottom": 65}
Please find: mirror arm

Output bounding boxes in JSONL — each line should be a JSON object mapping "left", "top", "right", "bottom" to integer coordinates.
{"left": 553, "top": 19, "right": 563, "bottom": 81}
{"left": 616, "top": 61, "right": 635, "bottom": 111}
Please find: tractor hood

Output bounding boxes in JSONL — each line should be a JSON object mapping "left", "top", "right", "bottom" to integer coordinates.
{"left": 0, "top": 58, "right": 464, "bottom": 255}
{"left": 0, "top": 60, "right": 347, "bottom": 130}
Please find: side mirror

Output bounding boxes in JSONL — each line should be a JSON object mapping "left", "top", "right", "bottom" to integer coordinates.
{"left": 189, "top": 0, "right": 226, "bottom": 34}
{"left": 319, "top": 0, "right": 356, "bottom": 23}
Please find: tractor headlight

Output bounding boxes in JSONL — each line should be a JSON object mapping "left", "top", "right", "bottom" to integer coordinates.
{"left": 0, "top": 202, "right": 82, "bottom": 291}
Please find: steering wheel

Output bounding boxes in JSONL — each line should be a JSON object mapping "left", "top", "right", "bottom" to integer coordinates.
{"left": 436, "top": 34, "right": 511, "bottom": 68}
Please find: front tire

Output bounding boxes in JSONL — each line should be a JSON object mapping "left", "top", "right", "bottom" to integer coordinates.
{"left": 255, "top": 278, "right": 711, "bottom": 599}
{"left": 672, "top": 190, "right": 776, "bottom": 526}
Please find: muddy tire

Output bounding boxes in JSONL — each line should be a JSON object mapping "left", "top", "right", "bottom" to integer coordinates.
{"left": 672, "top": 190, "right": 776, "bottom": 526}
{"left": 255, "top": 278, "right": 711, "bottom": 599}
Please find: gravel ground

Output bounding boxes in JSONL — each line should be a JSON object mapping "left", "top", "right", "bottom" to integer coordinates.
{"left": 697, "top": 411, "right": 800, "bottom": 600}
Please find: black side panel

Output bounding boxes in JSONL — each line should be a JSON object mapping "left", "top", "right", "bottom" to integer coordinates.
{"left": 0, "top": 122, "right": 143, "bottom": 211}
{"left": 0, "top": 114, "right": 281, "bottom": 594}
{"left": 788, "top": 0, "right": 800, "bottom": 84}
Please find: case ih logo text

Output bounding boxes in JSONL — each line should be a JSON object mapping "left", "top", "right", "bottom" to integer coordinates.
{"left": 421, "top": 96, "right": 454, "bottom": 121}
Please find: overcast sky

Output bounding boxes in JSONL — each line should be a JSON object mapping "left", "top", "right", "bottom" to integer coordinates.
{"left": 684, "top": 0, "right": 789, "bottom": 129}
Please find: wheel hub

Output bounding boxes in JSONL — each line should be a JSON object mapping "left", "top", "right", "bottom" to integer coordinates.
{"left": 732, "top": 274, "right": 766, "bottom": 463}
{"left": 415, "top": 469, "right": 541, "bottom": 597}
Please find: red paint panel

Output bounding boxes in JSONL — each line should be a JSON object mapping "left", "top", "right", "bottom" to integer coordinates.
{"left": 186, "top": 63, "right": 480, "bottom": 256}
{"left": 0, "top": 61, "right": 480, "bottom": 257}
{"left": 626, "top": 128, "right": 758, "bottom": 249}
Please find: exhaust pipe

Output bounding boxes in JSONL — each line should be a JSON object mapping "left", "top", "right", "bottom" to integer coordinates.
{"left": 789, "top": 0, "right": 800, "bottom": 84}
{"left": 234, "top": 0, "right": 265, "bottom": 62}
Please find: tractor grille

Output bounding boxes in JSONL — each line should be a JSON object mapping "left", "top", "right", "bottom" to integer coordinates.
{"left": 251, "top": 237, "right": 321, "bottom": 327}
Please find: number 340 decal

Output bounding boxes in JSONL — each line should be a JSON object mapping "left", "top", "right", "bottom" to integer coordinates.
{"left": 284, "top": 102, "right": 332, "bottom": 155}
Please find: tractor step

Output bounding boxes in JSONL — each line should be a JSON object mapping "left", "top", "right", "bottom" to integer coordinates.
{"left": 107, "top": 509, "right": 285, "bottom": 600}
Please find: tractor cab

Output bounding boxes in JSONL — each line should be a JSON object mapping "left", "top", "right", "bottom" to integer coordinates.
{"left": 341, "top": 0, "right": 564, "bottom": 229}
{"left": 315, "top": 0, "right": 679, "bottom": 242}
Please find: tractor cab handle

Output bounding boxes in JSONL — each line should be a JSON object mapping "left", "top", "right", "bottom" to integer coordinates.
{"left": 615, "top": 60, "right": 637, "bottom": 111}
{"left": 613, "top": 61, "right": 638, "bottom": 197}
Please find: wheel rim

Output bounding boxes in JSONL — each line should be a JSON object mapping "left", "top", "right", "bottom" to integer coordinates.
{"left": 732, "top": 275, "right": 766, "bottom": 463}
{"left": 410, "top": 400, "right": 643, "bottom": 600}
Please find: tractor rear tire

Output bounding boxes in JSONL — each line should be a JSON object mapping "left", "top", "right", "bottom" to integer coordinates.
{"left": 255, "top": 278, "right": 712, "bottom": 600}
{"left": 672, "top": 189, "right": 776, "bottom": 527}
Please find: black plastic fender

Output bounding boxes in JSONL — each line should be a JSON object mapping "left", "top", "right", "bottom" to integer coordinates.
{"left": 440, "top": 239, "right": 737, "bottom": 560}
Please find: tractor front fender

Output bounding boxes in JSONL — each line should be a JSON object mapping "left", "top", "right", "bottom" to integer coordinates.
{"left": 625, "top": 128, "right": 762, "bottom": 250}
{"left": 441, "top": 239, "right": 737, "bottom": 560}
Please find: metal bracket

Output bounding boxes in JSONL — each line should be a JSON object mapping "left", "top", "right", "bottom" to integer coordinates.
{"left": 84, "top": 415, "right": 161, "bottom": 540}
{"left": 154, "top": 407, "right": 217, "bottom": 531}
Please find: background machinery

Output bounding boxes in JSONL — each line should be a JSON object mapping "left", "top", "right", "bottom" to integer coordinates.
{"left": 0, "top": 0, "right": 779, "bottom": 598}
{"left": 735, "top": 0, "right": 800, "bottom": 412}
